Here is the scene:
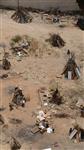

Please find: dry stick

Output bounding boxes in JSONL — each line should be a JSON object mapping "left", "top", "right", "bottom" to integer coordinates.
{"left": 38, "top": 89, "right": 43, "bottom": 107}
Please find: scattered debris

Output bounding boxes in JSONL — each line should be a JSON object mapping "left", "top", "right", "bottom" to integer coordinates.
{"left": 37, "top": 120, "right": 49, "bottom": 134}
{"left": 9, "top": 87, "right": 27, "bottom": 111}
{"left": 31, "top": 109, "right": 53, "bottom": 134}
{"left": 43, "top": 14, "right": 60, "bottom": 24}
{"left": 38, "top": 88, "right": 50, "bottom": 107}
{"left": 10, "top": 35, "right": 39, "bottom": 57}
{"left": 10, "top": 35, "right": 30, "bottom": 56}
{"left": 0, "top": 7, "right": 84, "bottom": 149}
{"left": 43, "top": 14, "right": 53, "bottom": 24}
{"left": 47, "top": 34, "right": 65, "bottom": 48}
{"left": 47, "top": 127, "right": 54, "bottom": 134}
{"left": 53, "top": 16, "right": 59, "bottom": 23}
{"left": 37, "top": 110, "right": 46, "bottom": 121}
{"left": 11, "top": 8, "right": 32, "bottom": 23}
{"left": 38, "top": 87, "right": 62, "bottom": 106}
{"left": 61, "top": 55, "right": 80, "bottom": 80}
{"left": 10, "top": 137, "right": 21, "bottom": 150}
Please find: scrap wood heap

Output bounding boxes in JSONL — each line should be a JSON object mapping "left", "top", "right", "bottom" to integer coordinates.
{"left": 32, "top": 110, "right": 54, "bottom": 134}
{"left": 61, "top": 56, "right": 80, "bottom": 80}
{"left": 69, "top": 119, "right": 84, "bottom": 143}
{"left": 9, "top": 87, "right": 27, "bottom": 111}
{"left": 39, "top": 87, "right": 62, "bottom": 106}
{"left": 47, "top": 34, "right": 65, "bottom": 48}
{"left": 10, "top": 35, "right": 31, "bottom": 56}
{"left": 11, "top": 8, "right": 33, "bottom": 23}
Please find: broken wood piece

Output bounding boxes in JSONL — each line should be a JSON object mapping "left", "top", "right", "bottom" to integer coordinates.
{"left": 69, "top": 129, "right": 78, "bottom": 140}
{"left": 31, "top": 126, "right": 40, "bottom": 134}
{"left": 47, "top": 34, "right": 65, "bottom": 48}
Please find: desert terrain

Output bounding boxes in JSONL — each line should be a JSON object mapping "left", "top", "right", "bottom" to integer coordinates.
{"left": 0, "top": 9, "right": 84, "bottom": 150}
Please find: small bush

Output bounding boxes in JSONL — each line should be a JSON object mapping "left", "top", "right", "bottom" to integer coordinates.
{"left": 11, "top": 35, "right": 22, "bottom": 43}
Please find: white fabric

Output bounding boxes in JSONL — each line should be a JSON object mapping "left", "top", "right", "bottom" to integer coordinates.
{"left": 47, "top": 127, "right": 53, "bottom": 133}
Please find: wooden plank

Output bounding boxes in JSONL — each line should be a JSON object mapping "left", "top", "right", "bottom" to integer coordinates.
{"left": 31, "top": 126, "right": 40, "bottom": 134}
{"left": 69, "top": 129, "right": 78, "bottom": 139}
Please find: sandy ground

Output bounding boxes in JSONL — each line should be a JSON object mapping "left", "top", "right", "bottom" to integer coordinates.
{"left": 0, "top": 9, "right": 84, "bottom": 150}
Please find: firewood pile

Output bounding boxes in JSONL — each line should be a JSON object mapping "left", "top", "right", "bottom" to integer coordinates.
{"left": 10, "top": 35, "right": 30, "bottom": 56}
{"left": 69, "top": 118, "right": 84, "bottom": 143}
{"left": 11, "top": 8, "right": 33, "bottom": 23}
{"left": 10, "top": 35, "right": 39, "bottom": 57}
{"left": 47, "top": 34, "right": 65, "bottom": 48}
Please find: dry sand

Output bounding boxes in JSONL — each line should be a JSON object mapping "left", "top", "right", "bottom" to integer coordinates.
{"left": 0, "top": 9, "right": 84, "bottom": 150}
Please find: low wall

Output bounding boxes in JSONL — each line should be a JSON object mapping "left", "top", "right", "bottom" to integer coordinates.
{"left": 0, "top": 0, "right": 79, "bottom": 11}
